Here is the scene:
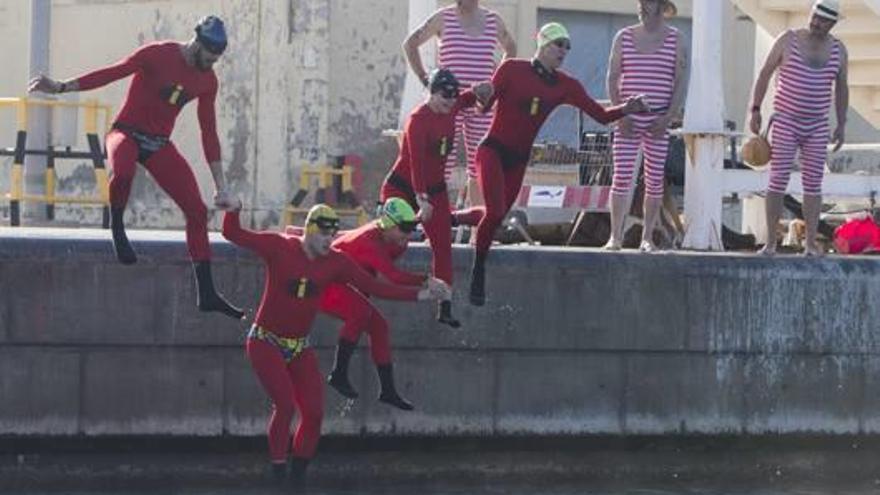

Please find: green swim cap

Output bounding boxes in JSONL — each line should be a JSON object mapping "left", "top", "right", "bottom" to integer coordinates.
{"left": 379, "top": 197, "right": 418, "bottom": 230}
{"left": 536, "top": 22, "right": 570, "bottom": 49}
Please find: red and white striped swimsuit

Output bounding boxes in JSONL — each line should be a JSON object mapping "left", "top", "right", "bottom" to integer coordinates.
{"left": 439, "top": 7, "right": 498, "bottom": 180}
{"left": 612, "top": 26, "right": 678, "bottom": 199}
{"left": 768, "top": 30, "right": 841, "bottom": 195}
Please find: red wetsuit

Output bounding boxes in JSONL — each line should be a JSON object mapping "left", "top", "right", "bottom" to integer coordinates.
{"left": 474, "top": 59, "right": 628, "bottom": 255}
{"left": 75, "top": 41, "right": 221, "bottom": 261}
{"left": 319, "top": 222, "right": 425, "bottom": 365}
{"left": 380, "top": 92, "right": 485, "bottom": 286}
{"left": 222, "top": 212, "right": 419, "bottom": 462}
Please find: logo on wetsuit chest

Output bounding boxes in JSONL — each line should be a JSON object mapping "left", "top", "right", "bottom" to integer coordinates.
{"left": 288, "top": 277, "right": 318, "bottom": 299}
{"left": 526, "top": 96, "right": 563, "bottom": 118}
{"left": 159, "top": 84, "right": 193, "bottom": 108}
{"left": 523, "top": 96, "right": 543, "bottom": 117}
{"left": 529, "top": 97, "right": 541, "bottom": 116}
{"left": 438, "top": 136, "right": 450, "bottom": 157}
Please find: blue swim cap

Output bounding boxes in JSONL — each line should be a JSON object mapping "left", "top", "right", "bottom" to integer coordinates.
{"left": 195, "top": 16, "right": 227, "bottom": 54}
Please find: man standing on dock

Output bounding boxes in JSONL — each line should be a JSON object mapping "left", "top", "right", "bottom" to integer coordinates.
{"left": 748, "top": 0, "right": 848, "bottom": 256}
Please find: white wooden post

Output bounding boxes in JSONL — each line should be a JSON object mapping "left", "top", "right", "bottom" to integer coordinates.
{"left": 739, "top": 24, "right": 776, "bottom": 246}
{"left": 741, "top": 196, "right": 768, "bottom": 244}
{"left": 681, "top": 0, "right": 728, "bottom": 250}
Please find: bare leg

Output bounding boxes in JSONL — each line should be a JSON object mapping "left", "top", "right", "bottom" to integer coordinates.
{"left": 605, "top": 193, "right": 629, "bottom": 250}
{"left": 802, "top": 193, "right": 824, "bottom": 256}
{"left": 466, "top": 176, "right": 484, "bottom": 207}
{"left": 464, "top": 176, "right": 483, "bottom": 246}
{"left": 640, "top": 196, "right": 662, "bottom": 252}
{"left": 662, "top": 186, "right": 685, "bottom": 248}
{"left": 760, "top": 191, "right": 784, "bottom": 255}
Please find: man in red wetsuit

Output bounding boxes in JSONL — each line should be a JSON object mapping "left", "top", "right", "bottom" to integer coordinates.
{"left": 321, "top": 198, "right": 427, "bottom": 410}
{"left": 468, "top": 22, "right": 648, "bottom": 306}
{"left": 223, "top": 201, "right": 448, "bottom": 487}
{"left": 29, "top": 16, "right": 242, "bottom": 319}
{"left": 380, "top": 68, "right": 489, "bottom": 327}
{"left": 283, "top": 198, "right": 434, "bottom": 410}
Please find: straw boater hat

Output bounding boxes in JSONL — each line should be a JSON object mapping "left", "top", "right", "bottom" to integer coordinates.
{"left": 741, "top": 134, "right": 771, "bottom": 169}
{"left": 811, "top": 0, "right": 840, "bottom": 21}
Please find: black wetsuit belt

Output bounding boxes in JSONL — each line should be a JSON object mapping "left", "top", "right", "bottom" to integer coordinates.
{"left": 479, "top": 136, "right": 529, "bottom": 170}
{"left": 386, "top": 172, "right": 447, "bottom": 201}
{"left": 112, "top": 123, "right": 170, "bottom": 163}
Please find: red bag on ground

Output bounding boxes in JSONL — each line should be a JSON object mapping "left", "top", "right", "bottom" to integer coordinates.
{"left": 833, "top": 216, "right": 880, "bottom": 254}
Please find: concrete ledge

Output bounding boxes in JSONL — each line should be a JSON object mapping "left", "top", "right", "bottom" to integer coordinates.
{"left": 3, "top": 228, "right": 880, "bottom": 436}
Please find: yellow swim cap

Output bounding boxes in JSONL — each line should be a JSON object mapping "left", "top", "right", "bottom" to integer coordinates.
{"left": 305, "top": 204, "right": 340, "bottom": 234}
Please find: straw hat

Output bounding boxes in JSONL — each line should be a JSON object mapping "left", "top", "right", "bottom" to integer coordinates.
{"left": 812, "top": 0, "right": 840, "bottom": 22}
{"left": 741, "top": 135, "right": 771, "bottom": 169}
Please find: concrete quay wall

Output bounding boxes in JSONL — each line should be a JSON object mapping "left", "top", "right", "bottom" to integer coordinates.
{"left": 2, "top": 228, "right": 879, "bottom": 437}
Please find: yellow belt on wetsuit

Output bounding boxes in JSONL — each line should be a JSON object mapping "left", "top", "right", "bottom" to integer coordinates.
{"left": 247, "top": 324, "right": 309, "bottom": 362}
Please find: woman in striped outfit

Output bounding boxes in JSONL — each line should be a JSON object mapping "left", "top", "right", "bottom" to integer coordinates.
{"left": 749, "top": 0, "right": 848, "bottom": 257}
{"left": 403, "top": 0, "right": 517, "bottom": 207}
{"left": 605, "top": 0, "right": 688, "bottom": 252}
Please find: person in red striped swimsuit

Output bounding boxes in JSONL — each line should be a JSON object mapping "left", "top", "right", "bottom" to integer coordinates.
{"left": 467, "top": 23, "right": 648, "bottom": 306}
{"left": 749, "top": 0, "right": 848, "bottom": 256}
{"left": 380, "top": 69, "right": 489, "bottom": 327}
{"left": 28, "top": 16, "right": 243, "bottom": 319}
{"left": 404, "top": 0, "right": 517, "bottom": 207}
{"left": 606, "top": 0, "right": 688, "bottom": 252}
{"left": 223, "top": 201, "right": 448, "bottom": 487}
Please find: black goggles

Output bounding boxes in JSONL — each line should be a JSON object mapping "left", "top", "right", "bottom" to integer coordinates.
{"left": 441, "top": 88, "right": 459, "bottom": 99}
{"left": 552, "top": 39, "right": 572, "bottom": 50}
{"left": 197, "top": 35, "right": 227, "bottom": 55}
{"left": 310, "top": 217, "right": 340, "bottom": 234}
{"left": 434, "top": 86, "right": 459, "bottom": 99}
{"left": 394, "top": 219, "right": 419, "bottom": 233}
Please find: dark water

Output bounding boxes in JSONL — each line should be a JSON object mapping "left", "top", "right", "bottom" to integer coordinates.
{"left": 13, "top": 482, "right": 880, "bottom": 495}
{"left": 7, "top": 441, "right": 880, "bottom": 495}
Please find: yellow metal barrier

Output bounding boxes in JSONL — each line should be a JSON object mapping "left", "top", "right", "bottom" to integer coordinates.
{"left": 283, "top": 164, "right": 367, "bottom": 227}
{"left": 0, "top": 96, "right": 113, "bottom": 227}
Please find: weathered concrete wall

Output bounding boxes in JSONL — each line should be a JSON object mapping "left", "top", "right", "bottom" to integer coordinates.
{"left": 1, "top": 1, "right": 874, "bottom": 232}
{"left": 0, "top": 1, "right": 340, "bottom": 230}
{"left": 3, "top": 229, "right": 880, "bottom": 436}
{"left": 0, "top": 0, "right": 758, "bottom": 233}
{"left": 0, "top": 1, "right": 259, "bottom": 227}
{"left": 327, "top": 0, "right": 409, "bottom": 207}
{"left": 0, "top": 2, "right": 34, "bottom": 208}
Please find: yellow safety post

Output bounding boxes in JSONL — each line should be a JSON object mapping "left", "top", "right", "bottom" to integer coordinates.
{"left": 284, "top": 163, "right": 367, "bottom": 228}
{"left": 341, "top": 166, "right": 353, "bottom": 192}
{"left": 9, "top": 98, "right": 29, "bottom": 225}
{"left": 0, "top": 96, "right": 113, "bottom": 227}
